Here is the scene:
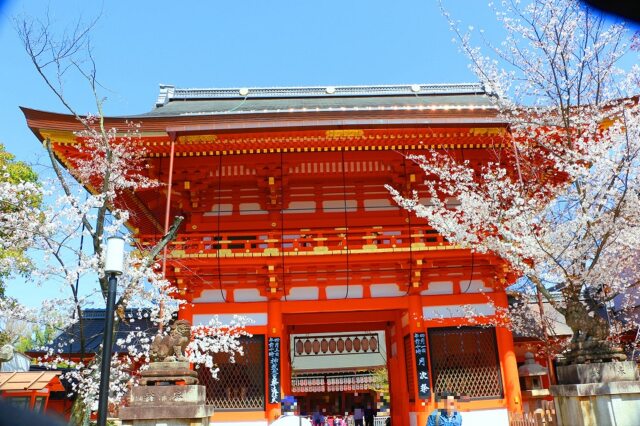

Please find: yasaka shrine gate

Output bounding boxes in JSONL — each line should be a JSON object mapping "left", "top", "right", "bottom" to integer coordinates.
{"left": 23, "top": 84, "right": 522, "bottom": 426}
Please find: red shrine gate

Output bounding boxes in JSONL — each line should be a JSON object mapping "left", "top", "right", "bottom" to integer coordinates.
{"left": 23, "top": 83, "right": 522, "bottom": 426}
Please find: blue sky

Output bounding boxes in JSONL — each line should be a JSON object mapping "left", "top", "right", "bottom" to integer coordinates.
{"left": 0, "top": 0, "right": 492, "bottom": 307}
{"left": 1, "top": 1, "right": 632, "bottom": 307}
{"left": 0, "top": 0, "right": 492, "bottom": 164}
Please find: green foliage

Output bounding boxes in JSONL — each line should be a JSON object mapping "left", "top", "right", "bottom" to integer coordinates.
{"left": 0, "top": 143, "right": 40, "bottom": 295}
{"left": 0, "top": 329, "right": 11, "bottom": 346}
{"left": 371, "top": 366, "right": 389, "bottom": 393}
{"left": 14, "top": 324, "right": 58, "bottom": 353}
{"left": 0, "top": 144, "right": 38, "bottom": 185}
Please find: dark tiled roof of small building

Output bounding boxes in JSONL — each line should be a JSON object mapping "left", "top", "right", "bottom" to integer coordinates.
{"left": 44, "top": 309, "right": 158, "bottom": 355}
{"left": 508, "top": 296, "right": 572, "bottom": 340}
{"left": 137, "top": 83, "right": 495, "bottom": 118}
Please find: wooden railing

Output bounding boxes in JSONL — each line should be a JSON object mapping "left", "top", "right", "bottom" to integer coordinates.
{"left": 138, "top": 225, "right": 449, "bottom": 257}
{"left": 373, "top": 416, "right": 390, "bottom": 426}
{"left": 343, "top": 416, "right": 389, "bottom": 426}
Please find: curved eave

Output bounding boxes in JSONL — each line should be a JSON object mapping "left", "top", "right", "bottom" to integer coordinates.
{"left": 21, "top": 105, "right": 507, "bottom": 138}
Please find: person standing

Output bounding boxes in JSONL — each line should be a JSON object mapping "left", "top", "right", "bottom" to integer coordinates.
{"left": 364, "top": 403, "right": 376, "bottom": 426}
{"left": 312, "top": 407, "right": 325, "bottom": 426}
{"left": 353, "top": 406, "right": 364, "bottom": 426}
{"left": 426, "top": 392, "right": 462, "bottom": 426}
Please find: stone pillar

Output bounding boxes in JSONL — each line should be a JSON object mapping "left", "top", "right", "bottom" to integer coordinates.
{"left": 266, "top": 299, "right": 283, "bottom": 422}
{"left": 496, "top": 326, "right": 522, "bottom": 413}
{"left": 119, "top": 362, "right": 214, "bottom": 426}
{"left": 551, "top": 361, "right": 640, "bottom": 426}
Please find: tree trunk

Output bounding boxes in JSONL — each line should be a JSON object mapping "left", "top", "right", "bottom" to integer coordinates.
{"left": 561, "top": 295, "right": 625, "bottom": 364}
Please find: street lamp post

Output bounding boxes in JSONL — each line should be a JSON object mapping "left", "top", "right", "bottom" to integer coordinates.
{"left": 97, "top": 236, "right": 125, "bottom": 426}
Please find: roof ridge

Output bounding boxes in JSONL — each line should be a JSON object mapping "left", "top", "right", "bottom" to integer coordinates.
{"left": 81, "top": 308, "right": 152, "bottom": 319}
{"left": 155, "top": 83, "right": 485, "bottom": 107}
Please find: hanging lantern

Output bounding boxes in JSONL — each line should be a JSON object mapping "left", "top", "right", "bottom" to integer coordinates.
{"left": 370, "top": 337, "right": 378, "bottom": 351}
{"left": 362, "top": 337, "right": 370, "bottom": 352}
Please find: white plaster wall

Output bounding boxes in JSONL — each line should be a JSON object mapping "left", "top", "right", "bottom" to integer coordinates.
{"left": 420, "top": 281, "right": 453, "bottom": 295}
{"left": 326, "top": 285, "right": 363, "bottom": 299}
{"left": 210, "top": 422, "right": 267, "bottom": 426}
{"left": 460, "top": 279, "right": 493, "bottom": 293}
{"left": 192, "top": 289, "right": 227, "bottom": 303}
{"left": 422, "top": 303, "right": 495, "bottom": 320}
{"left": 370, "top": 284, "right": 404, "bottom": 298}
{"left": 283, "top": 287, "right": 319, "bottom": 301}
{"left": 459, "top": 408, "right": 508, "bottom": 425}
{"left": 290, "top": 331, "right": 386, "bottom": 371}
{"left": 193, "top": 313, "right": 268, "bottom": 326}
{"left": 234, "top": 288, "right": 267, "bottom": 302}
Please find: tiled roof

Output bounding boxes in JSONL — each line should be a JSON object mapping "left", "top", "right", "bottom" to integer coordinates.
{"left": 43, "top": 309, "right": 158, "bottom": 355}
{"left": 157, "top": 83, "right": 485, "bottom": 103}
{"left": 509, "top": 297, "right": 572, "bottom": 339}
{"left": 139, "top": 83, "right": 494, "bottom": 118}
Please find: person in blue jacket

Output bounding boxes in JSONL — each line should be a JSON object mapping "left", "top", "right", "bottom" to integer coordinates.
{"left": 426, "top": 392, "right": 462, "bottom": 426}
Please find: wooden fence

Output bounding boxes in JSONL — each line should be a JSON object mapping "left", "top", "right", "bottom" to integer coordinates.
{"left": 510, "top": 401, "right": 557, "bottom": 426}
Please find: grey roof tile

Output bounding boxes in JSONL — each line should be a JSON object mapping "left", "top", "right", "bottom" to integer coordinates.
{"left": 42, "top": 309, "right": 158, "bottom": 355}
{"left": 138, "top": 83, "right": 495, "bottom": 118}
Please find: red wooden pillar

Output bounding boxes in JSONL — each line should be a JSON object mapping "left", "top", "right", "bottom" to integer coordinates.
{"left": 494, "top": 292, "right": 522, "bottom": 413}
{"left": 407, "top": 294, "right": 429, "bottom": 426}
{"left": 178, "top": 301, "right": 194, "bottom": 322}
{"left": 159, "top": 136, "right": 176, "bottom": 333}
{"left": 496, "top": 326, "right": 522, "bottom": 413}
{"left": 390, "top": 311, "right": 410, "bottom": 426}
{"left": 386, "top": 321, "right": 400, "bottom": 426}
{"left": 267, "top": 299, "right": 283, "bottom": 422}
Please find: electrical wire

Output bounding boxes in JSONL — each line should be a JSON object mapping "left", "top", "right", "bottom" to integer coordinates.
{"left": 461, "top": 251, "right": 476, "bottom": 294}
{"left": 459, "top": 146, "right": 476, "bottom": 294}
{"left": 340, "top": 148, "right": 350, "bottom": 299}
{"left": 280, "top": 150, "right": 288, "bottom": 302}
{"left": 403, "top": 149, "right": 414, "bottom": 296}
{"left": 215, "top": 154, "right": 227, "bottom": 302}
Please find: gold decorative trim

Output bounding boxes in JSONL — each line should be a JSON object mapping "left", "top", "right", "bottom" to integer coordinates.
{"left": 177, "top": 135, "right": 218, "bottom": 144}
{"left": 143, "top": 138, "right": 506, "bottom": 158}
{"left": 469, "top": 127, "right": 507, "bottom": 136}
{"left": 326, "top": 129, "right": 365, "bottom": 138}
{"left": 40, "top": 130, "right": 78, "bottom": 145}
{"left": 166, "top": 244, "right": 463, "bottom": 259}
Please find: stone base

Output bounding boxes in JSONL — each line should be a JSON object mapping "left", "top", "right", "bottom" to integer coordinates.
{"left": 560, "top": 341, "right": 627, "bottom": 365}
{"left": 121, "top": 419, "right": 210, "bottom": 426}
{"left": 120, "top": 410, "right": 214, "bottom": 425}
{"left": 119, "top": 384, "right": 213, "bottom": 426}
{"left": 556, "top": 361, "right": 638, "bottom": 385}
{"left": 139, "top": 362, "right": 199, "bottom": 386}
{"left": 551, "top": 380, "right": 640, "bottom": 426}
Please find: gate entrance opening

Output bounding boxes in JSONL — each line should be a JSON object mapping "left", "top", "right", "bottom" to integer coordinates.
{"left": 297, "top": 390, "right": 378, "bottom": 420}
{"left": 283, "top": 311, "right": 397, "bottom": 424}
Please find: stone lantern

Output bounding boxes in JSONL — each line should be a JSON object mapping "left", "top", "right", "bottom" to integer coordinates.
{"left": 518, "top": 352, "right": 550, "bottom": 412}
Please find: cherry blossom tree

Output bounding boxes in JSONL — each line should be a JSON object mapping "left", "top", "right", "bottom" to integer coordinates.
{"left": 390, "top": 0, "right": 640, "bottom": 363}
{"left": 0, "top": 15, "right": 249, "bottom": 425}
{"left": 187, "top": 316, "right": 253, "bottom": 379}
{"left": 0, "top": 144, "right": 40, "bottom": 296}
